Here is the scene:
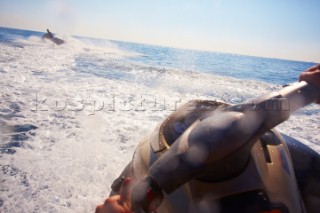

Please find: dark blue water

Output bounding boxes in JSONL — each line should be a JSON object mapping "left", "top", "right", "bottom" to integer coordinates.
{"left": 114, "top": 40, "right": 316, "bottom": 85}
{"left": 1, "top": 26, "right": 316, "bottom": 85}
{"left": 0, "top": 27, "right": 43, "bottom": 44}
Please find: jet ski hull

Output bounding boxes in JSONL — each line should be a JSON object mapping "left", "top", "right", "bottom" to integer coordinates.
{"left": 49, "top": 37, "right": 64, "bottom": 45}
{"left": 42, "top": 34, "right": 64, "bottom": 45}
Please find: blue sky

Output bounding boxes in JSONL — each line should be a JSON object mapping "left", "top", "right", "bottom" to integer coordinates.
{"left": 0, "top": 0, "right": 319, "bottom": 62}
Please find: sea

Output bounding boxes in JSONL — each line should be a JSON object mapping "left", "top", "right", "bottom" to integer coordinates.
{"left": 0, "top": 27, "right": 319, "bottom": 212}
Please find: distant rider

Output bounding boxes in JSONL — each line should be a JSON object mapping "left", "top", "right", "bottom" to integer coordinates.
{"left": 42, "top": 29, "right": 54, "bottom": 39}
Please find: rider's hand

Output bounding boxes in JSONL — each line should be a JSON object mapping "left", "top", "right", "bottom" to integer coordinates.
{"left": 95, "top": 178, "right": 132, "bottom": 213}
{"left": 299, "top": 64, "right": 320, "bottom": 104}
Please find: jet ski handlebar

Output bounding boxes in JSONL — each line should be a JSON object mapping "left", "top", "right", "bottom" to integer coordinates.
{"left": 132, "top": 81, "right": 320, "bottom": 212}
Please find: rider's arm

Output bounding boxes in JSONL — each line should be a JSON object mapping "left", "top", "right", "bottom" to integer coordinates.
{"left": 299, "top": 64, "right": 320, "bottom": 104}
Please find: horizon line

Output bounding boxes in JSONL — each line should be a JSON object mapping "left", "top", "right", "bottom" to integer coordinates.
{"left": 1, "top": 25, "right": 318, "bottom": 64}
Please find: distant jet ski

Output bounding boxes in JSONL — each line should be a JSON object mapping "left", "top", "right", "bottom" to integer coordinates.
{"left": 42, "top": 29, "right": 64, "bottom": 45}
